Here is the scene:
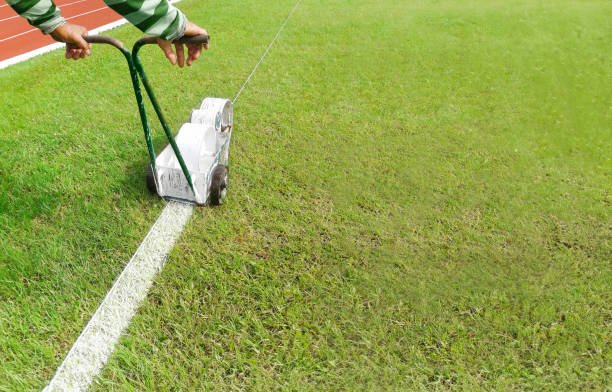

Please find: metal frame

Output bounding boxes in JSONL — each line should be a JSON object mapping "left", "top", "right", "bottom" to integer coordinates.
{"left": 84, "top": 34, "right": 209, "bottom": 197}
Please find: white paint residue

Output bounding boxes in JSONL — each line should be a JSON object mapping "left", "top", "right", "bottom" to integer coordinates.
{"left": 44, "top": 202, "right": 194, "bottom": 392}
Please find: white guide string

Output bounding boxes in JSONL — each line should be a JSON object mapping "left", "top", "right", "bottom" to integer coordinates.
{"left": 232, "top": 0, "right": 301, "bottom": 103}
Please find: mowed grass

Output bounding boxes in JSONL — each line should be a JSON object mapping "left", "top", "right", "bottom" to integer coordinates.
{"left": 0, "top": 0, "right": 610, "bottom": 390}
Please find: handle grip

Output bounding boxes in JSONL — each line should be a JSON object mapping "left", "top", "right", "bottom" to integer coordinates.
{"left": 135, "top": 34, "right": 210, "bottom": 47}
{"left": 71, "top": 34, "right": 208, "bottom": 51}
{"left": 84, "top": 35, "right": 126, "bottom": 50}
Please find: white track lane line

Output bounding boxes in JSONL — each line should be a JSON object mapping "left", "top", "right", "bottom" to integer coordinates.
{"left": 0, "top": 0, "right": 180, "bottom": 70}
{"left": 0, "top": 6, "right": 108, "bottom": 42}
{"left": 0, "top": 0, "right": 94, "bottom": 23}
{"left": 0, "top": 0, "right": 86, "bottom": 8}
{"left": 44, "top": 1, "right": 300, "bottom": 390}
{"left": 0, "top": 19, "right": 127, "bottom": 69}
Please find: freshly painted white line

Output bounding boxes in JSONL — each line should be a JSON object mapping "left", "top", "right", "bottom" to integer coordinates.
{"left": 0, "top": 0, "right": 181, "bottom": 70}
{"left": 44, "top": 1, "right": 299, "bottom": 390}
{"left": 44, "top": 201, "right": 194, "bottom": 392}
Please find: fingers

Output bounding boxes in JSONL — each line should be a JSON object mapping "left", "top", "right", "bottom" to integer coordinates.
{"left": 157, "top": 40, "right": 192, "bottom": 67}
{"left": 65, "top": 43, "right": 86, "bottom": 60}
{"left": 186, "top": 43, "right": 202, "bottom": 66}
{"left": 183, "top": 21, "right": 207, "bottom": 37}
{"left": 174, "top": 43, "right": 185, "bottom": 68}
{"left": 182, "top": 21, "right": 208, "bottom": 66}
{"left": 72, "top": 32, "right": 91, "bottom": 54}
{"left": 157, "top": 39, "right": 177, "bottom": 65}
{"left": 51, "top": 23, "right": 91, "bottom": 60}
{"left": 158, "top": 23, "right": 210, "bottom": 66}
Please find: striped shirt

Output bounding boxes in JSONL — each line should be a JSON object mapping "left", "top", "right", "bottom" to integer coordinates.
{"left": 7, "top": 0, "right": 187, "bottom": 40}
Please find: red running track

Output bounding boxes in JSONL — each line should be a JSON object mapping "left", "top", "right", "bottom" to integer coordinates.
{"left": 0, "top": 0, "right": 123, "bottom": 62}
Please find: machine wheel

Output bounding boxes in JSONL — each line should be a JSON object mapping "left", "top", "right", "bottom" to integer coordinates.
{"left": 209, "top": 165, "right": 229, "bottom": 205}
{"left": 145, "top": 164, "right": 157, "bottom": 194}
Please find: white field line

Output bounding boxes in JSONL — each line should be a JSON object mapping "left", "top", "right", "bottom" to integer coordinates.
{"left": 43, "top": 1, "right": 300, "bottom": 390}
{"left": 43, "top": 202, "right": 194, "bottom": 392}
{"left": 0, "top": 0, "right": 181, "bottom": 70}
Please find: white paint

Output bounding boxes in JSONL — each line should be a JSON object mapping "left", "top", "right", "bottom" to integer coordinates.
{"left": 44, "top": 201, "right": 194, "bottom": 392}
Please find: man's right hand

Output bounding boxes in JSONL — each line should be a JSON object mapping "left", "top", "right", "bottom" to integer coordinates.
{"left": 157, "top": 21, "right": 209, "bottom": 67}
{"left": 50, "top": 23, "right": 91, "bottom": 60}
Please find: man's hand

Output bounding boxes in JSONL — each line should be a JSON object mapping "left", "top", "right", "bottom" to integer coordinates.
{"left": 157, "top": 21, "right": 209, "bottom": 67}
{"left": 50, "top": 23, "right": 91, "bottom": 60}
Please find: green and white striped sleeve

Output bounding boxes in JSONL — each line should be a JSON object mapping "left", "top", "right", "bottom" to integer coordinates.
{"left": 6, "top": 0, "right": 65, "bottom": 34}
{"left": 104, "top": 0, "right": 187, "bottom": 40}
{"left": 9, "top": 0, "right": 187, "bottom": 40}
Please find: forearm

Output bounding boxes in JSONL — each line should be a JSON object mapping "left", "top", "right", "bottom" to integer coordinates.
{"left": 103, "top": 0, "right": 187, "bottom": 40}
{"left": 6, "top": 0, "right": 65, "bottom": 34}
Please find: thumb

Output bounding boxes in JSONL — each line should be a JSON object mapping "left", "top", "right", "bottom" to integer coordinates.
{"left": 157, "top": 39, "right": 177, "bottom": 65}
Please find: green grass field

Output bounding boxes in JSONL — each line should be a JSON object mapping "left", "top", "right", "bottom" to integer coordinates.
{"left": 1, "top": 0, "right": 610, "bottom": 390}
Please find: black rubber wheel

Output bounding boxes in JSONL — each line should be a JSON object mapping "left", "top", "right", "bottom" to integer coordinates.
{"left": 209, "top": 165, "right": 229, "bottom": 206}
{"left": 145, "top": 164, "right": 157, "bottom": 194}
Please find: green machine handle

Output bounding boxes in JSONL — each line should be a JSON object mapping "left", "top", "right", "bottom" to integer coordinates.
{"left": 131, "top": 34, "right": 210, "bottom": 197}
{"left": 134, "top": 34, "right": 210, "bottom": 46}
{"left": 83, "top": 35, "right": 158, "bottom": 189}
{"left": 82, "top": 34, "right": 209, "bottom": 199}
{"left": 83, "top": 35, "right": 126, "bottom": 49}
